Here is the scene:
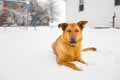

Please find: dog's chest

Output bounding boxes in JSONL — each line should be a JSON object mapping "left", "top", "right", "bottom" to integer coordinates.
{"left": 66, "top": 46, "right": 80, "bottom": 60}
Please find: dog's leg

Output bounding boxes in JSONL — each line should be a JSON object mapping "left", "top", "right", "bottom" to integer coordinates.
{"left": 75, "top": 57, "right": 87, "bottom": 65}
{"left": 78, "top": 59, "right": 86, "bottom": 64}
{"left": 74, "top": 55, "right": 87, "bottom": 65}
{"left": 57, "top": 59, "right": 80, "bottom": 71}
{"left": 74, "top": 52, "right": 86, "bottom": 64}
{"left": 78, "top": 59, "right": 88, "bottom": 66}
{"left": 58, "top": 61, "right": 80, "bottom": 71}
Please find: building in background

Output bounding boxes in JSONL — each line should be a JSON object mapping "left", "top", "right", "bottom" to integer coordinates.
{"left": 66, "top": 0, "right": 120, "bottom": 28}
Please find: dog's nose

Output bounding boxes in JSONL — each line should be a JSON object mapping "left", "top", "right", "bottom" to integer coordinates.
{"left": 70, "top": 37, "right": 77, "bottom": 43}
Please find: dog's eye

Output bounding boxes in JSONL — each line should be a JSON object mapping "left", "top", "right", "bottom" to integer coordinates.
{"left": 67, "top": 30, "right": 71, "bottom": 32}
{"left": 75, "top": 30, "right": 79, "bottom": 32}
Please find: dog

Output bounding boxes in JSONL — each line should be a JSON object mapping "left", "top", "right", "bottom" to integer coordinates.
{"left": 51, "top": 21, "right": 96, "bottom": 71}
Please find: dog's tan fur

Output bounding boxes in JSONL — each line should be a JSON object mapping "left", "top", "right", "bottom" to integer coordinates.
{"left": 52, "top": 21, "right": 96, "bottom": 71}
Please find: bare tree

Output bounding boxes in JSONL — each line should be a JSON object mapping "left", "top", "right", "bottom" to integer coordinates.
{"left": 0, "top": 0, "right": 60, "bottom": 26}
{"left": 31, "top": 0, "right": 59, "bottom": 26}
{"left": 30, "top": 0, "right": 47, "bottom": 25}
{"left": 0, "top": 2, "right": 26, "bottom": 26}
{"left": 6, "top": 2, "right": 26, "bottom": 26}
{"left": 45, "top": 0, "right": 59, "bottom": 23}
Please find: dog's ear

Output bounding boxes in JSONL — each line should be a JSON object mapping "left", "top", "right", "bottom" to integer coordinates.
{"left": 77, "top": 21, "right": 88, "bottom": 30}
{"left": 58, "top": 23, "right": 68, "bottom": 31}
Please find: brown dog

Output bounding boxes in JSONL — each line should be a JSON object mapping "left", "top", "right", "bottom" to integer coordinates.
{"left": 52, "top": 21, "right": 96, "bottom": 71}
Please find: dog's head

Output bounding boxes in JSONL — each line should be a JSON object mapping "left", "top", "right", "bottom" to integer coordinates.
{"left": 58, "top": 21, "right": 88, "bottom": 46}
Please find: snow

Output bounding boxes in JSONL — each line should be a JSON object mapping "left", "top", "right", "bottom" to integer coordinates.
{"left": 0, "top": 27, "right": 120, "bottom": 80}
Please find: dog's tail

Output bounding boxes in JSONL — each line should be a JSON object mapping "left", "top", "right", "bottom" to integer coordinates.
{"left": 82, "top": 47, "right": 97, "bottom": 52}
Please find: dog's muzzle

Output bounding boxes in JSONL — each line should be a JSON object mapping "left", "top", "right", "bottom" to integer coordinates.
{"left": 69, "top": 37, "right": 77, "bottom": 46}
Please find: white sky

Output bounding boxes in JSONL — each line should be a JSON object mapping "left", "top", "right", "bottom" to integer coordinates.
{"left": 38, "top": 0, "right": 48, "bottom": 2}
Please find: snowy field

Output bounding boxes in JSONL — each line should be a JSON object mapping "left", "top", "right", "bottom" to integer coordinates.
{"left": 0, "top": 27, "right": 120, "bottom": 80}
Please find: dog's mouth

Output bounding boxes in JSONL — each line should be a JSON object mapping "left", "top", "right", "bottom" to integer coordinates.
{"left": 69, "top": 43, "right": 77, "bottom": 47}
{"left": 69, "top": 41, "right": 77, "bottom": 46}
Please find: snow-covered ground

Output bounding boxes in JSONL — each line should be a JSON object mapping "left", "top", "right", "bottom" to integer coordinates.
{"left": 0, "top": 27, "right": 120, "bottom": 80}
